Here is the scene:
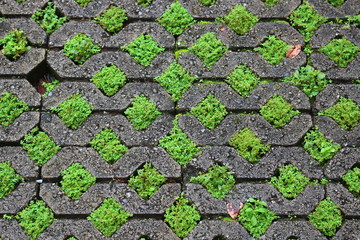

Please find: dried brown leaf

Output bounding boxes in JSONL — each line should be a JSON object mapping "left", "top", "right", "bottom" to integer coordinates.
{"left": 226, "top": 202, "right": 244, "bottom": 219}
{"left": 286, "top": 44, "right": 302, "bottom": 58}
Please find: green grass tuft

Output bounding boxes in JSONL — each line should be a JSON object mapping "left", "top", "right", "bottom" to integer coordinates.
{"left": 42, "top": 80, "right": 60, "bottom": 97}
{"left": 254, "top": 35, "right": 290, "bottom": 65}
{"left": 261, "top": 0, "right": 280, "bottom": 7}
{"left": 198, "top": 0, "right": 217, "bottom": 6}
{"left": 136, "top": 0, "right": 152, "bottom": 7}
{"left": 229, "top": 128, "right": 270, "bottom": 163}
{"left": 0, "top": 92, "right": 29, "bottom": 127}
{"left": 342, "top": 168, "right": 360, "bottom": 197}
{"left": 0, "top": 161, "right": 24, "bottom": 198}
{"left": 326, "top": 0, "right": 346, "bottom": 7}
{"left": 124, "top": 94, "right": 162, "bottom": 130}
{"left": 226, "top": 65, "right": 260, "bottom": 97}
{"left": 238, "top": 198, "right": 278, "bottom": 238}
{"left": 20, "top": 127, "right": 61, "bottom": 166}
{"left": 94, "top": 6, "right": 127, "bottom": 34}
{"left": 190, "top": 164, "right": 235, "bottom": 199}
{"left": 309, "top": 198, "right": 342, "bottom": 236}
{"left": 164, "top": 196, "right": 201, "bottom": 238}
{"left": 32, "top": 2, "right": 68, "bottom": 34}
{"left": 128, "top": 163, "right": 166, "bottom": 199}
{"left": 90, "top": 65, "right": 127, "bottom": 96}
{"left": 223, "top": 5, "right": 259, "bottom": 35}
{"left": 60, "top": 163, "right": 96, "bottom": 200}
{"left": 88, "top": 198, "right": 133, "bottom": 237}
{"left": 320, "top": 37, "right": 359, "bottom": 67}
{"left": 0, "top": 29, "right": 31, "bottom": 60}
{"left": 303, "top": 128, "right": 341, "bottom": 165}
{"left": 74, "top": 0, "right": 92, "bottom": 7}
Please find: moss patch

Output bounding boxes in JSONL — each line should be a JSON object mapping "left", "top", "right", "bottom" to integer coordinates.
{"left": 94, "top": 6, "right": 127, "bottom": 34}
{"left": 261, "top": 0, "right": 280, "bottom": 7}
{"left": 270, "top": 164, "right": 310, "bottom": 198}
{"left": 154, "top": 62, "right": 196, "bottom": 101}
{"left": 0, "top": 92, "right": 29, "bottom": 127}
{"left": 283, "top": 65, "right": 330, "bottom": 98}
{"left": 190, "top": 164, "right": 235, "bottom": 199}
{"left": 90, "top": 65, "right": 127, "bottom": 96}
{"left": 254, "top": 35, "right": 290, "bottom": 65}
{"left": 0, "top": 29, "right": 30, "bottom": 60}
{"left": 90, "top": 128, "right": 128, "bottom": 164}
{"left": 188, "top": 32, "right": 229, "bottom": 66}
{"left": 238, "top": 198, "right": 278, "bottom": 238}
{"left": 319, "top": 97, "right": 360, "bottom": 130}
{"left": 136, "top": 0, "right": 152, "bottom": 7}
{"left": 0, "top": 161, "right": 24, "bottom": 198}
{"left": 309, "top": 198, "right": 342, "bottom": 236}
{"left": 60, "top": 163, "right": 96, "bottom": 200}
{"left": 51, "top": 93, "right": 94, "bottom": 130}
{"left": 121, "top": 34, "right": 164, "bottom": 67}
{"left": 229, "top": 128, "right": 270, "bottom": 163}
{"left": 164, "top": 196, "right": 201, "bottom": 238}
{"left": 124, "top": 94, "right": 162, "bottom": 130}
{"left": 32, "top": 2, "right": 68, "bottom": 34}
{"left": 260, "top": 95, "right": 300, "bottom": 128}
{"left": 21, "top": 127, "right": 61, "bottom": 166}
{"left": 320, "top": 37, "right": 359, "bottom": 67}
{"left": 63, "top": 33, "right": 101, "bottom": 65}
{"left": 223, "top": 5, "right": 259, "bottom": 35}
{"left": 159, "top": 117, "right": 201, "bottom": 166}
{"left": 326, "top": 0, "right": 346, "bottom": 7}
{"left": 157, "top": 2, "right": 195, "bottom": 36}
{"left": 74, "top": 0, "right": 92, "bottom": 7}
{"left": 289, "top": 1, "right": 327, "bottom": 42}
{"left": 16, "top": 200, "right": 55, "bottom": 240}
{"left": 226, "top": 65, "right": 260, "bottom": 97}
{"left": 88, "top": 198, "right": 133, "bottom": 237}
{"left": 42, "top": 80, "right": 60, "bottom": 97}
{"left": 303, "top": 128, "right": 341, "bottom": 165}
{"left": 199, "top": 0, "right": 216, "bottom": 6}
{"left": 128, "top": 163, "right": 166, "bottom": 200}
{"left": 189, "top": 94, "right": 227, "bottom": 129}
{"left": 342, "top": 167, "right": 360, "bottom": 198}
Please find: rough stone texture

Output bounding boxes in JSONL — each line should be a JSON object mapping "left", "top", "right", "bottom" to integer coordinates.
{"left": 326, "top": 183, "right": 360, "bottom": 216}
{"left": 0, "top": 183, "right": 36, "bottom": 214}
{"left": 262, "top": 220, "right": 326, "bottom": 240}
{"left": 0, "top": 79, "right": 41, "bottom": 107}
{"left": 308, "top": 0, "right": 360, "bottom": 18}
{"left": 0, "top": 219, "right": 29, "bottom": 240}
{"left": 332, "top": 220, "right": 360, "bottom": 240}
{"left": 310, "top": 24, "right": 360, "bottom": 80}
{"left": 53, "top": 0, "right": 111, "bottom": 18}
{"left": 40, "top": 183, "right": 181, "bottom": 215}
{"left": 114, "top": 0, "right": 174, "bottom": 19}
{"left": 185, "top": 220, "right": 252, "bottom": 240}
{"left": 185, "top": 183, "right": 325, "bottom": 215}
{"left": 0, "top": 112, "right": 39, "bottom": 142}
{"left": 42, "top": 147, "right": 181, "bottom": 178}
{"left": 0, "top": 0, "right": 48, "bottom": 16}
{"left": 325, "top": 148, "right": 360, "bottom": 179}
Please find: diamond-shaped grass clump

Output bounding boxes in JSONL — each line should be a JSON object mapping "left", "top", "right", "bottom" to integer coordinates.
{"left": 238, "top": 198, "right": 278, "bottom": 238}
{"left": 270, "top": 164, "right": 310, "bottom": 199}
{"left": 261, "top": 0, "right": 280, "bottom": 7}
{"left": 94, "top": 6, "right": 128, "bottom": 34}
{"left": 223, "top": 5, "right": 259, "bottom": 35}
{"left": 0, "top": 161, "right": 24, "bottom": 198}
{"left": 283, "top": 65, "right": 330, "bottom": 98}
{"left": 87, "top": 198, "right": 133, "bottom": 237}
{"left": 190, "top": 164, "right": 235, "bottom": 199}
{"left": 137, "top": 0, "right": 152, "bottom": 7}
{"left": 155, "top": 62, "right": 197, "bottom": 101}
{"left": 188, "top": 32, "right": 229, "bottom": 66}
{"left": 289, "top": 1, "right": 327, "bottom": 42}
{"left": 254, "top": 35, "right": 291, "bottom": 65}
{"left": 226, "top": 65, "right": 260, "bottom": 97}
{"left": 260, "top": 95, "right": 300, "bottom": 128}
{"left": 319, "top": 97, "right": 360, "bottom": 130}
{"left": 31, "top": 2, "right": 68, "bottom": 34}
{"left": 20, "top": 127, "right": 61, "bottom": 166}
{"left": 157, "top": 2, "right": 195, "bottom": 36}
{"left": 320, "top": 37, "right": 360, "bottom": 67}
{"left": 124, "top": 94, "right": 162, "bottom": 130}
{"left": 303, "top": 128, "right": 341, "bottom": 165}
{"left": 189, "top": 94, "right": 227, "bottom": 129}
{"left": 90, "top": 65, "right": 127, "bottom": 97}
{"left": 60, "top": 163, "right": 96, "bottom": 200}
{"left": 342, "top": 167, "right": 360, "bottom": 198}
{"left": 90, "top": 128, "right": 128, "bottom": 164}
{"left": 199, "top": 0, "right": 216, "bottom": 6}
{"left": 121, "top": 34, "right": 165, "bottom": 67}
{"left": 229, "top": 128, "right": 270, "bottom": 163}
{"left": 16, "top": 200, "right": 55, "bottom": 239}
{"left": 74, "top": 0, "right": 92, "bottom": 7}
{"left": 326, "top": 0, "right": 347, "bottom": 7}
{"left": 63, "top": 33, "right": 101, "bottom": 65}
{"left": 164, "top": 196, "right": 201, "bottom": 238}
{"left": 128, "top": 163, "right": 166, "bottom": 200}
{"left": 309, "top": 198, "right": 343, "bottom": 237}
{"left": 0, "top": 92, "right": 29, "bottom": 127}
{"left": 51, "top": 93, "right": 94, "bottom": 130}
{"left": 0, "top": 29, "right": 30, "bottom": 61}
{"left": 159, "top": 117, "right": 201, "bottom": 166}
